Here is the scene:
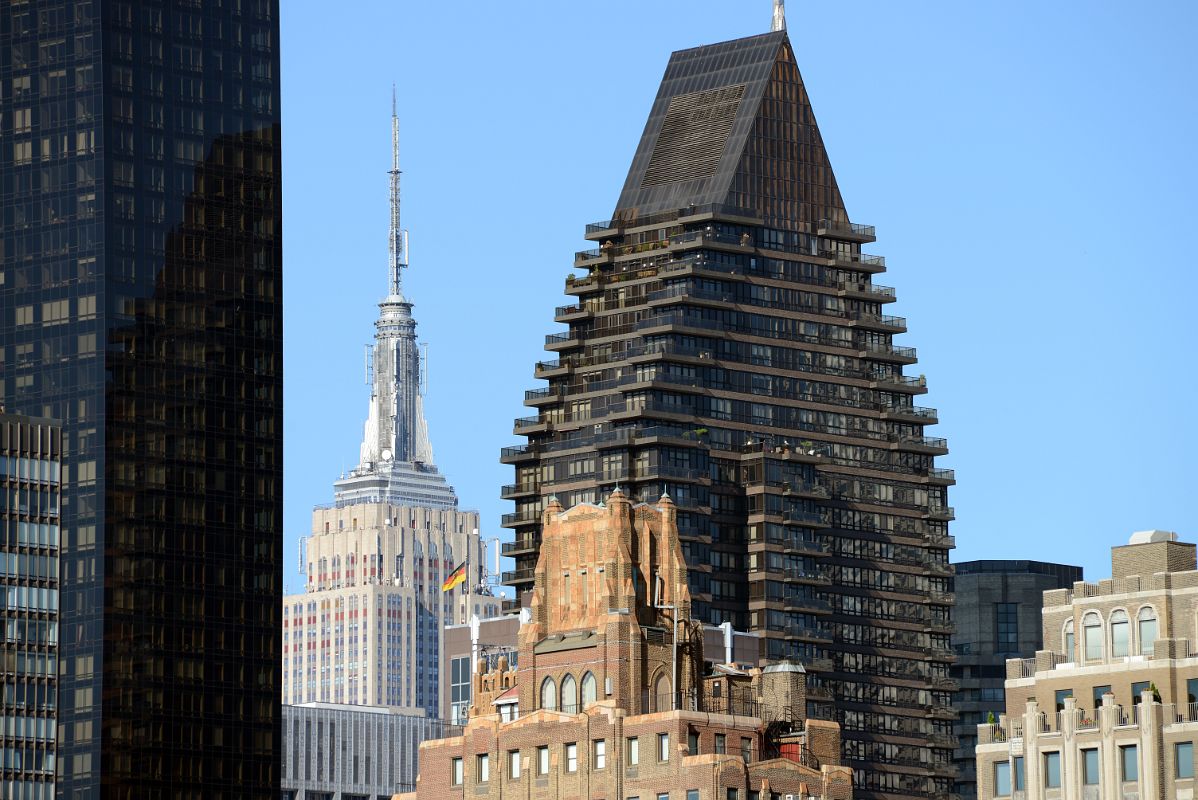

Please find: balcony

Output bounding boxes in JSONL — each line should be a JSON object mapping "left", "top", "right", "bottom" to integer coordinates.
{"left": 926, "top": 505, "right": 955, "bottom": 521}
{"left": 749, "top": 527, "right": 829, "bottom": 557}
{"left": 524, "top": 386, "right": 562, "bottom": 406}
{"left": 501, "top": 510, "right": 541, "bottom": 528}
{"left": 780, "top": 480, "right": 830, "bottom": 500}
{"left": 868, "top": 373, "right": 927, "bottom": 393}
{"left": 926, "top": 533, "right": 955, "bottom": 548}
{"left": 927, "top": 704, "right": 957, "bottom": 720}
{"left": 879, "top": 405, "right": 939, "bottom": 423}
{"left": 850, "top": 311, "right": 907, "bottom": 333}
{"left": 499, "top": 445, "right": 537, "bottom": 463}
{"left": 783, "top": 509, "right": 831, "bottom": 528}
{"left": 501, "top": 537, "right": 538, "bottom": 557}
{"left": 925, "top": 467, "right": 956, "bottom": 484}
{"left": 554, "top": 303, "right": 592, "bottom": 322}
{"left": 544, "top": 331, "right": 580, "bottom": 350}
{"left": 513, "top": 415, "right": 549, "bottom": 434}
{"left": 818, "top": 219, "right": 876, "bottom": 243}
{"left": 534, "top": 359, "right": 570, "bottom": 378}
{"left": 837, "top": 279, "right": 896, "bottom": 301}
{"left": 860, "top": 343, "right": 919, "bottom": 365}
{"left": 928, "top": 591, "right": 954, "bottom": 606}
{"left": 499, "top": 483, "right": 538, "bottom": 500}
{"left": 932, "top": 676, "right": 959, "bottom": 692}
{"left": 890, "top": 434, "right": 949, "bottom": 455}
{"left": 501, "top": 567, "right": 536, "bottom": 585}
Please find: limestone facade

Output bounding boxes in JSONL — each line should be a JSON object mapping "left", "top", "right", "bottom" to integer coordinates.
{"left": 283, "top": 501, "right": 494, "bottom": 714}
{"left": 976, "top": 532, "right": 1198, "bottom": 800}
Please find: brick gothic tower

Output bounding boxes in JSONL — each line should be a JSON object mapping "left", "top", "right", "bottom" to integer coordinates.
{"left": 516, "top": 489, "right": 695, "bottom": 716}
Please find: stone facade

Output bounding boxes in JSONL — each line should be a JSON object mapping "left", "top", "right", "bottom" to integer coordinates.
{"left": 282, "top": 703, "right": 458, "bottom": 800}
{"left": 283, "top": 502, "right": 494, "bottom": 714}
{"left": 399, "top": 490, "right": 853, "bottom": 800}
{"left": 975, "top": 531, "right": 1198, "bottom": 800}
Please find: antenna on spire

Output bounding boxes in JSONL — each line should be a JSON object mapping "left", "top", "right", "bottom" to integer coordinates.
{"left": 772, "top": 0, "right": 786, "bottom": 31}
{"left": 388, "top": 84, "right": 408, "bottom": 297}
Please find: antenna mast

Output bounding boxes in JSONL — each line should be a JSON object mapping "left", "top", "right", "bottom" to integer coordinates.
{"left": 388, "top": 85, "right": 407, "bottom": 297}
{"left": 772, "top": 0, "right": 786, "bottom": 31}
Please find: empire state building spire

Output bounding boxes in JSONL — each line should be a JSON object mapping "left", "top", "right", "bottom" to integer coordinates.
{"left": 333, "top": 94, "right": 458, "bottom": 509}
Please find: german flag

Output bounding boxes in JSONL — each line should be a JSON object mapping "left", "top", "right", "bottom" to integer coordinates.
{"left": 441, "top": 561, "right": 467, "bottom": 592}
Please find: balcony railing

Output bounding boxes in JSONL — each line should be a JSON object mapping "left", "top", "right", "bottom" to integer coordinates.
{"left": 818, "top": 219, "right": 876, "bottom": 240}
{"left": 501, "top": 568, "right": 536, "bottom": 584}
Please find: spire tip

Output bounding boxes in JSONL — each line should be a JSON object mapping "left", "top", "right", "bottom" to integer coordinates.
{"left": 772, "top": 0, "right": 786, "bottom": 32}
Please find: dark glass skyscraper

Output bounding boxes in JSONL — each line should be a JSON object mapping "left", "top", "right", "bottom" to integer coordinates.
{"left": 503, "top": 25, "right": 954, "bottom": 800}
{"left": 1, "top": 2, "right": 281, "bottom": 797}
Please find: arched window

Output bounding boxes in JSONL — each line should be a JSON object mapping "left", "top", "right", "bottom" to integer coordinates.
{"left": 1110, "top": 610, "right": 1129, "bottom": 658}
{"left": 540, "top": 677, "right": 557, "bottom": 711}
{"left": 1138, "top": 607, "right": 1158, "bottom": 656}
{"left": 1083, "top": 612, "right": 1103, "bottom": 661}
{"left": 1064, "top": 619, "right": 1075, "bottom": 660}
{"left": 654, "top": 672, "right": 672, "bottom": 711}
{"left": 561, "top": 674, "right": 578, "bottom": 712}
{"left": 581, "top": 672, "right": 597, "bottom": 707}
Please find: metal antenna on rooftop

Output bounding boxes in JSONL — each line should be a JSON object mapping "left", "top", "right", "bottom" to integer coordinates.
{"left": 772, "top": 0, "right": 786, "bottom": 31}
{"left": 388, "top": 84, "right": 408, "bottom": 297}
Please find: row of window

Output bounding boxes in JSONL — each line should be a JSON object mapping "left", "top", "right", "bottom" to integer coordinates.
{"left": 451, "top": 733, "right": 674, "bottom": 784}
{"left": 994, "top": 741, "right": 1195, "bottom": 795}
{"left": 1064, "top": 606, "right": 1158, "bottom": 661}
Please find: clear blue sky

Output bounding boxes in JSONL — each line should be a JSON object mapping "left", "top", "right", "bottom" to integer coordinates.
{"left": 280, "top": 1, "right": 1197, "bottom": 596}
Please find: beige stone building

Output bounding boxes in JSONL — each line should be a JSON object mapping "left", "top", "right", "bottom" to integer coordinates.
{"left": 284, "top": 502, "right": 495, "bottom": 713}
{"left": 399, "top": 490, "right": 853, "bottom": 800}
{"left": 975, "top": 531, "right": 1198, "bottom": 800}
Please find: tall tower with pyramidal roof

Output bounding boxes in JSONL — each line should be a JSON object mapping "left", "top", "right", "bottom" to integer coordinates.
{"left": 502, "top": 6, "right": 956, "bottom": 798}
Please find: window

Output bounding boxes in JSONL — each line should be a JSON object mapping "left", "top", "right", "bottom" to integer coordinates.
{"left": 1189, "top": 677, "right": 1198, "bottom": 705}
{"left": 1111, "top": 610, "right": 1129, "bottom": 657}
{"left": 593, "top": 739, "right": 606, "bottom": 770}
{"left": 996, "top": 603, "right": 1019, "bottom": 653}
{"left": 541, "top": 677, "right": 557, "bottom": 711}
{"left": 728, "top": 790, "right": 740, "bottom": 800}
{"left": 627, "top": 737, "right": 639, "bottom": 766}
{"left": 1055, "top": 689, "right": 1073, "bottom": 713}
{"left": 450, "top": 656, "right": 471, "bottom": 724}
{"left": 741, "top": 737, "right": 753, "bottom": 762}
{"left": 1093, "top": 685, "right": 1112, "bottom": 709}
{"left": 1044, "top": 752, "right": 1061, "bottom": 788}
{"left": 508, "top": 750, "right": 521, "bottom": 779}
{"left": 688, "top": 791, "right": 700, "bottom": 800}
{"left": 658, "top": 732, "right": 670, "bottom": 762}
{"left": 715, "top": 733, "right": 726, "bottom": 754}
{"left": 994, "top": 761, "right": 1012, "bottom": 797}
{"left": 1121, "top": 744, "right": 1138, "bottom": 782}
{"left": 477, "top": 754, "right": 490, "bottom": 783}
{"left": 1014, "top": 756, "right": 1025, "bottom": 791}
{"left": 1178, "top": 742, "right": 1194, "bottom": 779}
{"left": 1132, "top": 681, "right": 1151, "bottom": 705}
{"left": 658, "top": 794, "right": 670, "bottom": 800}
{"left": 1083, "top": 612, "right": 1102, "bottom": 661}
{"left": 1138, "top": 607, "right": 1158, "bottom": 656}
{"left": 1082, "top": 748, "right": 1099, "bottom": 785}
{"left": 687, "top": 729, "right": 699, "bottom": 755}
{"left": 451, "top": 757, "right": 463, "bottom": 786}
{"left": 1064, "top": 619, "right": 1075, "bottom": 660}
{"left": 582, "top": 672, "right": 598, "bottom": 707}
{"left": 561, "top": 674, "right": 578, "bottom": 712}
{"left": 537, "top": 746, "right": 549, "bottom": 775}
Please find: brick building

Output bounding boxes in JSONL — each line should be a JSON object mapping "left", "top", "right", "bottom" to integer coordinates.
{"left": 400, "top": 489, "right": 853, "bottom": 800}
{"left": 975, "top": 530, "right": 1198, "bottom": 800}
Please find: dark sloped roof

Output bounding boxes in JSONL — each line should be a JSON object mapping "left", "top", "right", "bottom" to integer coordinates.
{"left": 614, "top": 31, "right": 786, "bottom": 218}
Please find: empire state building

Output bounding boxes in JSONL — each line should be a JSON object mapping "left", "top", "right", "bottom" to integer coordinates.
{"left": 284, "top": 98, "right": 494, "bottom": 714}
